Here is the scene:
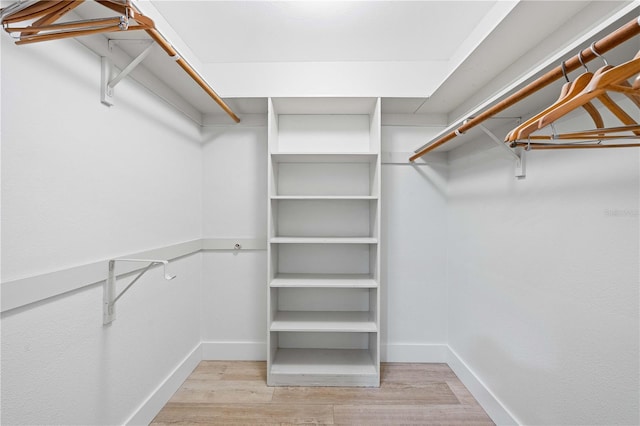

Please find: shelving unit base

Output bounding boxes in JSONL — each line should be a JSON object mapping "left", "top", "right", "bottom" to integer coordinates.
{"left": 269, "top": 348, "right": 379, "bottom": 387}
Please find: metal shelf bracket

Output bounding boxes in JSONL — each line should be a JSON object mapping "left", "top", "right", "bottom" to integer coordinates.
{"left": 103, "top": 258, "right": 176, "bottom": 325}
{"left": 101, "top": 41, "right": 154, "bottom": 106}
{"left": 478, "top": 124, "right": 526, "bottom": 179}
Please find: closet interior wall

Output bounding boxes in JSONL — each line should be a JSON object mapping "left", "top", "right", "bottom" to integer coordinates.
{"left": 445, "top": 102, "right": 639, "bottom": 425}
{"left": 0, "top": 32, "right": 204, "bottom": 425}
{"left": 200, "top": 125, "right": 268, "bottom": 357}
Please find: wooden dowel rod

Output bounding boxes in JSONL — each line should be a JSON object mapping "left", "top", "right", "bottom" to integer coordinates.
{"left": 512, "top": 142, "right": 640, "bottom": 149}
{"left": 410, "top": 16, "right": 640, "bottom": 162}
{"left": 145, "top": 27, "right": 241, "bottom": 123}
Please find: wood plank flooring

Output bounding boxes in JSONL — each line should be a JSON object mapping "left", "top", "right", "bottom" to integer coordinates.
{"left": 151, "top": 361, "right": 494, "bottom": 425}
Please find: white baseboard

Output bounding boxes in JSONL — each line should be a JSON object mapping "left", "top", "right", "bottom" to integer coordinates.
{"left": 446, "top": 346, "right": 519, "bottom": 425}
{"left": 202, "top": 341, "right": 267, "bottom": 360}
{"left": 382, "top": 343, "right": 448, "bottom": 362}
{"left": 125, "top": 343, "right": 203, "bottom": 426}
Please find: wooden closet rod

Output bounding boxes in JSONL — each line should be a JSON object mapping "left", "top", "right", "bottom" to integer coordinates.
{"left": 409, "top": 16, "right": 640, "bottom": 162}
{"left": 144, "top": 27, "right": 240, "bottom": 123}
{"left": 126, "top": 2, "right": 241, "bottom": 124}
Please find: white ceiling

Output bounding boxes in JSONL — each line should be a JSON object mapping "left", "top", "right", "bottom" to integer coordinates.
{"left": 139, "top": 1, "right": 635, "bottom": 113}
{"left": 151, "top": 1, "right": 498, "bottom": 64}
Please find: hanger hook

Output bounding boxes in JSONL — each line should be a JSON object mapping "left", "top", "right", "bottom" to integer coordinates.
{"left": 561, "top": 61, "right": 569, "bottom": 82}
{"left": 578, "top": 50, "right": 589, "bottom": 72}
{"left": 589, "top": 42, "right": 608, "bottom": 66}
{"left": 550, "top": 122, "right": 559, "bottom": 140}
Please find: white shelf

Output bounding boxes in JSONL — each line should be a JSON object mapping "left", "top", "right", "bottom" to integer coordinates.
{"left": 271, "top": 153, "right": 378, "bottom": 163}
{"left": 270, "top": 348, "right": 377, "bottom": 377}
{"left": 271, "top": 195, "right": 378, "bottom": 200}
{"left": 267, "top": 97, "right": 381, "bottom": 387}
{"left": 271, "top": 311, "right": 377, "bottom": 332}
{"left": 271, "top": 97, "right": 379, "bottom": 114}
{"left": 270, "top": 237, "right": 377, "bottom": 244}
{"left": 270, "top": 273, "right": 377, "bottom": 288}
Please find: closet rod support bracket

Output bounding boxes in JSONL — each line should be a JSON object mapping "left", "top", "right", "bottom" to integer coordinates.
{"left": 478, "top": 124, "right": 526, "bottom": 178}
{"left": 103, "top": 258, "right": 176, "bottom": 325}
{"left": 101, "top": 41, "right": 154, "bottom": 106}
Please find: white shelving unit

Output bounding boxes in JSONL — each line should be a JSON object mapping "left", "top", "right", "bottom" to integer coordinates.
{"left": 267, "top": 97, "right": 381, "bottom": 387}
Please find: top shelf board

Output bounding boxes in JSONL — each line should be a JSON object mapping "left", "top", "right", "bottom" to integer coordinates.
{"left": 271, "top": 153, "right": 378, "bottom": 163}
{"left": 271, "top": 97, "right": 379, "bottom": 115}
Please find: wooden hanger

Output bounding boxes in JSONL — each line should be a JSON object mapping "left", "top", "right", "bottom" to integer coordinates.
{"left": 580, "top": 46, "right": 640, "bottom": 122}
{"left": 1, "top": 0, "right": 241, "bottom": 123}
{"left": 19, "top": 1, "right": 84, "bottom": 37}
{"left": 537, "top": 52, "right": 640, "bottom": 131}
{"left": 512, "top": 47, "right": 640, "bottom": 141}
{"left": 509, "top": 123, "right": 640, "bottom": 150}
{"left": 507, "top": 47, "right": 640, "bottom": 150}
{"left": 410, "top": 17, "right": 640, "bottom": 161}
{"left": 607, "top": 80, "right": 640, "bottom": 108}
{"left": 505, "top": 61, "right": 603, "bottom": 142}
{"left": 2, "top": 0, "right": 154, "bottom": 45}
{"left": 1, "top": 1, "right": 65, "bottom": 24}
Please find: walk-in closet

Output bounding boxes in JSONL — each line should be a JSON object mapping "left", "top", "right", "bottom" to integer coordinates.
{"left": 1, "top": 1, "right": 638, "bottom": 425}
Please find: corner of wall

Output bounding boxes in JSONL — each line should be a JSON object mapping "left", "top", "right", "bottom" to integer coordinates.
{"left": 125, "top": 343, "right": 203, "bottom": 426}
{"left": 446, "top": 346, "right": 519, "bottom": 426}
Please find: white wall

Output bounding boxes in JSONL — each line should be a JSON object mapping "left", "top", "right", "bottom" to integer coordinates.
{"left": 1, "top": 35, "right": 203, "bottom": 424}
{"left": 447, "top": 141, "right": 640, "bottom": 423}
{"left": 381, "top": 126, "right": 449, "bottom": 360}
{"left": 201, "top": 126, "right": 268, "bottom": 357}
{"left": 1, "top": 255, "right": 202, "bottom": 425}
{"left": 1, "top": 38, "right": 203, "bottom": 282}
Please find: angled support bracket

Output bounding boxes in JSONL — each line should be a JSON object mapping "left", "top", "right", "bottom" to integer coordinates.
{"left": 101, "top": 41, "right": 154, "bottom": 106}
{"left": 103, "top": 258, "right": 176, "bottom": 325}
{"left": 478, "top": 124, "right": 526, "bottom": 179}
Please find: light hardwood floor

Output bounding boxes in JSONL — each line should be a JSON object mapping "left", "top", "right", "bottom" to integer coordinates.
{"left": 151, "top": 361, "right": 494, "bottom": 425}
